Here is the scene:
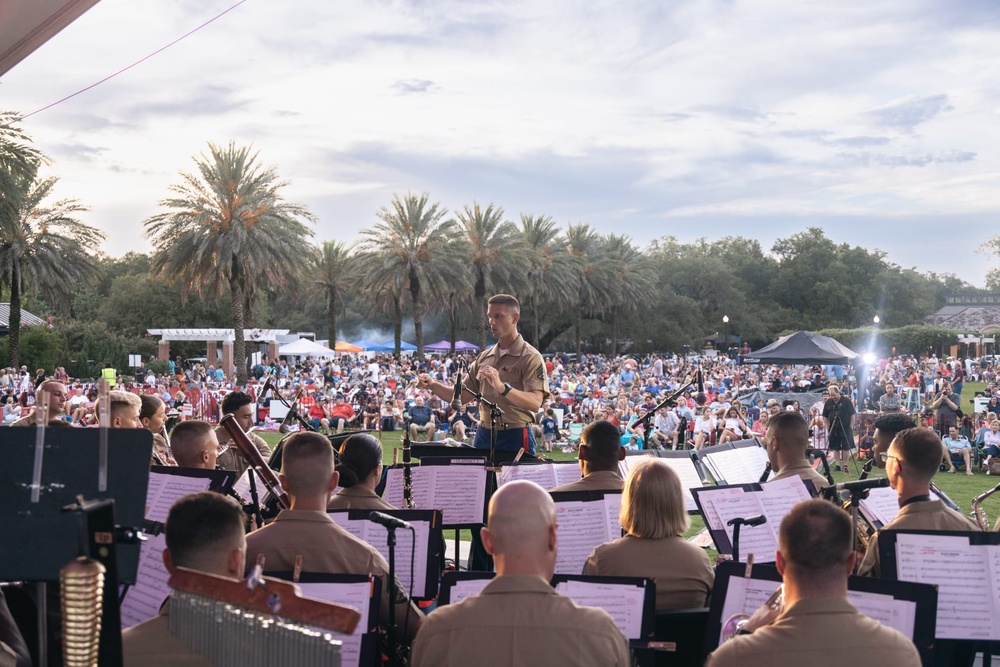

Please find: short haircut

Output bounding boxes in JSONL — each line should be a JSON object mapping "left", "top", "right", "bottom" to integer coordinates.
{"left": 581, "top": 420, "right": 623, "bottom": 468}
{"left": 779, "top": 499, "right": 851, "bottom": 574}
{"left": 221, "top": 391, "right": 253, "bottom": 415}
{"left": 336, "top": 433, "right": 383, "bottom": 488}
{"left": 170, "top": 420, "right": 215, "bottom": 467}
{"left": 109, "top": 390, "right": 141, "bottom": 419}
{"left": 281, "top": 431, "right": 336, "bottom": 495}
{"left": 768, "top": 410, "right": 808, "bottom": 450}
{"left": 621, "top": 459, "right": 688, "bottom": 539}
{"left": 487, "top": 294, "right": 520, "bottom": 312}
{"left": 139, "top": 394, "right": 164, "bottom": 421}
{"left": 165, "top": 491, "right": 244, "bottom": 571}
{"left": 872, "top": 413, "right": 916, "bottom": 440}
{"left": 892, "top": 427, "right": 943, "bottom": 480}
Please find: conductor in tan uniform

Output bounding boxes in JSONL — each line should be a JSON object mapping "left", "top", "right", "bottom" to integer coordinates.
{"left": 765, "top": 410, "right": 830, "bottom": 492}
{"left": 549, "top": 419, "right": 625, "bottom": 493}
{"left": 858, "top": 426, "right": 980, "bottom": 577}
{"left": 583, "top": 458, "right": 713, "bottom": 610}
{"left": 122, "top": 491, "right": 247, "bottom": 666}
{"left": 244, "top": 431, "right": 422, "bottom": 640}
{"left": 705, "top": 499, "right": 919, "bottom": 667}
{"left": 411, "top": 480, "right": 631, "bottom": 667}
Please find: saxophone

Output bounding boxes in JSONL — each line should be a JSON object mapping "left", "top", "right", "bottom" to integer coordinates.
{"left": 972, "top": 482, "right": 1000, "bottom": 531}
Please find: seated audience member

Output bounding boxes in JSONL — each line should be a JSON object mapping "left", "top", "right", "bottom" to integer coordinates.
{"left": 765, "top": 411, "right": 831, "bottom": 491}
{"left": 215, "top": 391, "right": 271, "bottom": 478}
{"left": 322, "top": 394, "right": 356, "bottom": 434}
{"left": 244, "top": 431, "right": 422, "bottom": 640}
{"left": 407, "top": 395, "right": 435, "bottom": 441}
{"left": 942, "top": 425, "right": 975, "bottom": 475}
{"left": 704, "top": 499, "right": 919, "bottom": 667}
{"left": 583, "top": 458, "right": 713, "bottom": 611}
{"left": 328, "top": 433, "right": 395, "bottom": 511}
{"left": 984, "top": 419, "right": 1000, "bottom": 472}
{"left": 122, "top": 491, "right": 247, "bottom": 666}
{"left": 170, "top": 420, "right": 219, "bottom": 470}
{"left": 859, "top": 427, "right": 980, "bottom": 578}
{"left": 449, "top": 403, "right": 478, "bottom": 442}
{"left": 411, "top": 480, "right": 630, "bottom": 667}
{"left": 549, "top": 420, "right": 625, "bottom": 493}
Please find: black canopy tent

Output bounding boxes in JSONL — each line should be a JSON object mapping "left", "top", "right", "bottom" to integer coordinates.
{"left": 741, "top": 330, "right": 859, "bottom": 366}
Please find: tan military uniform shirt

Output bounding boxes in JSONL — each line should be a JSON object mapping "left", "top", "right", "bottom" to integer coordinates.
{"left": 770, "top": 460, "right": 831, "bottom": 492}
{"left": 411, "top": 575, "right": 631, "bottom": 667}
{"left": 327, "top": 486, "right": 397, "bottom": 511}
{"left": 859, "top": 498, "right": 981, "bottom": 577}
{"left": 122, "top": 603, "right": 212, "bottom": 667}
{"left": 215, "top": 430, "right": 271, "bottom": 479}
{"left": 549, "top": 470, "right": 624, "bottom": 494}
{"left": 583, "top": 534, "right": 714, "bottom": 610}
{"left": 704, "top": 597, "right": 919, "bottom": 667}
{"left": 466, "top": 334, "right": 550, "bottom": 428}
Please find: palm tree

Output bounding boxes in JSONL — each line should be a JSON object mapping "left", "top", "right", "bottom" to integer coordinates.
{"left": 311, "top": 240, "right": 355, "bottom": 344}
{"left": 144, "top": 142, "right": 315, "bottom": 384}
{"left": 518, "top": 214, "right": 573, "bottom": 349}
{"left": 454, "top": 202, "right": 522, "bottom": 347}
{"left": 0, "top": 172, "right": 104, "bottom": 369}
{"left": 0, "top": 111, "right": 44, "bottom": 223}
{"left": 565, "top": 224, "right": 613, "bottom": 358}
{"left": 602, "top": 233, "right": 656, "bottom": 356}
{"left": 359, "top": 192, "right": 460, "bottom": 358}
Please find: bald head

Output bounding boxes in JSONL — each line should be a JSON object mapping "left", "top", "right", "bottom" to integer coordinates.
{"left": 483, "top": 481, "right": 557, "bottom": 577}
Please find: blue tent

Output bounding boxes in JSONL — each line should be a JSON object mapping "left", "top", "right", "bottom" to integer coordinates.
{"left": 372, "top": 340, "right": 416, "bottom": 351}
{"left": 350, "top": 339, "right": 379, "bottom": 350}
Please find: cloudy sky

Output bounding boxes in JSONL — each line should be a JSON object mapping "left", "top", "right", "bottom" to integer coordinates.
{"left": 2, "top": 0, "right": 1000, "bottom": 286}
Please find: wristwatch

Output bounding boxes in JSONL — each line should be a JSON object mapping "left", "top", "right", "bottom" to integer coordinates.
{"left": 501, "top": 382, "right": 513, "bottom": 397}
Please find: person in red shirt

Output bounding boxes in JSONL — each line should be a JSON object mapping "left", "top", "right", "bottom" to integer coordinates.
{"left": 324, "top": 394, "right": 356, "bottom": 434}
{"left": 309, "top": 396, "right": 329, "bottom": 432}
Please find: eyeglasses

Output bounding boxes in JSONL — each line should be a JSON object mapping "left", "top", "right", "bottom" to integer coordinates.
{"left": 879, "top": 453, "right": 902, "bottom": 464}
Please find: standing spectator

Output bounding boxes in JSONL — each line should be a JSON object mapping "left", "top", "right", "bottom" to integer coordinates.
{"left": 932, "top": 381, "right": 961, "bottom": 435}
{"left": 823, "top": 386, "right": 855, "bottom": 474}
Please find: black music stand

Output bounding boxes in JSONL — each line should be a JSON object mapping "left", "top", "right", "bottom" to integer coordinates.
{"left": 0, "top": 427, "right": 152, "bottom": 666}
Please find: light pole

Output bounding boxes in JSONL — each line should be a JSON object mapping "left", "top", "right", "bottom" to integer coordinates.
{"left": 723, "top": 315, "right": 729, "bottom": 359}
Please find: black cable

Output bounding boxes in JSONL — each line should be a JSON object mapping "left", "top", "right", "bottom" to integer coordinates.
{"left": 399, "top": 525, "right": 417, "bottom": 646}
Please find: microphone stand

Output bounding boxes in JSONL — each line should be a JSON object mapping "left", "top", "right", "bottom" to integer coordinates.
{"left": 276, "top": 385, "right": 317, "bottom": 433}
{"left": 633, "top": 382, "right": 695, "bottom": 450}
{"left": 383, "top": 522, "right": 401, "bottom": 667}
{"left": 464, "top": 388, "right": 505, "bottom": 469}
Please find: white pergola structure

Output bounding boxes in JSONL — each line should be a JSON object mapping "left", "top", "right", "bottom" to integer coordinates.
{"left": 147, "top": 329, "right": 289, "bottom": 376}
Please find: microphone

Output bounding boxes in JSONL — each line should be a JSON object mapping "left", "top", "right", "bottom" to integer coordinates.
{"left": 695, "top": 368, "right": 707, "bottom": 406}
{"left": 831, "top": 477, "right": 889, "bottom": 494}
{"left": 258, "top": 375, "right": 274, "bottom": 403}
{"left": 451, "top": 372, "right": 464, "bottom": 411}
{"left": 279, "top": 387, "right": 303, "bottom": 434}
{"left": 369, "top": 511, "right": 412, "bottom": 531}
{"left": 728, "top": 514, "right": 766, "bottom": 528}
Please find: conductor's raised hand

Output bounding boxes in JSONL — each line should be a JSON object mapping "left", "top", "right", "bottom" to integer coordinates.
{"left": 417, "top": 373, "right": 434, "bottom": 388}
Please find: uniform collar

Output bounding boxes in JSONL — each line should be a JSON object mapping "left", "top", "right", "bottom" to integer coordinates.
{"left": 897, "top": 499, "right": 944, "bottom": 515}
{"left": 487, "top": 334, "right": 527, "bottom": 359}
{"left": 779, "top": 596, "right": 856, "bottom": 619}
{"left": 272, "top": 509, "right": 336, "bottom": 524}
{"left": 480, "top": 575, "right": 555, "bottom": 596}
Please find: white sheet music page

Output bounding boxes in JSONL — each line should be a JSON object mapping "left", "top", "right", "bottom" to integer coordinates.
{"left": 706, "top": 449, "right": 749, "bottom": 485}
{"left": 894, "top": 533, "right": 994, "bottom": 639}
{"left": 846, "top": 590, "right": 917, "bottom": 640}
{"left": 713, "top": 494, "right": 777, "bottom": 563}
{"left": 499, "top": 463, "right": 558, "bottom": 488}
{"left": 555, "top": 580, "right": 646, "bottom": 639}
{"left": 384, "top": 466, "right": 433, "bottom": 510}
{"left": 119, "top": 533, "right": 170, "bottom": 628}
{"left": 731, "top": 444, "right": 771, "bottom": 483}
{"left": 553, "top": 462, "right": 585, "bottom": 487}
{"left": 757, "top": 476, "right": 811, "bottom": 531}
{"left": 859, "top": 486, "right": 901, "bottom": 526}
{"left": 659, "top": 456, "right": 706, "bottom": 512}
{"left": 554, "top": 499, "right": 615, "bottom": 574}
{"left": 364, "top": 520, "right": 430, "bottom": 598}
{"left": 693, "top": 486, "right": 746, "bottom": 544}
{"left": 431, "top": 466, "right": 487, "bottom": 525}
{"left": 447, "top": 577, "right": 492, "bottom": 605}
{"left": 231, "top": 468, "right": 273, "bottom": 507}
{"left": 328, "top": 512, "right": 367, "bottom": 541}
{"left": 298, "top": 581, "right": 371, "bottom": 667}
{"left": 603, "top": 493, "right": 623, "bottom": 539}
{"left": 716, "top": 577, "right": 781, "bottom": 645}
{"left": 144, "top": 472, "right": 212, "bottom": 523}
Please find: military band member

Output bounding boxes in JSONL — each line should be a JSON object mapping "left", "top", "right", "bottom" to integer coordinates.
{"left": 549, "top": 420, "right": 625, "bottom": 493}
{"left": 765, "top": 411, "right": 831, "bottom": 491}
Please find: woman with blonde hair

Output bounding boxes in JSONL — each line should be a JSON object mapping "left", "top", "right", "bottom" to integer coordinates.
{"left": 583, "top": 459, "right": 713, "bottom": 610}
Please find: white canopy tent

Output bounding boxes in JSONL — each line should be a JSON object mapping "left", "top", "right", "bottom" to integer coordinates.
{"left": 278, "top": 338, "right": 336, "bottom": 358}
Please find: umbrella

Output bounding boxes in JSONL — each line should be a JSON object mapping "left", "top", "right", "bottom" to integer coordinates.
{"left": 334, "top": 341, "right": 364, "bottom": 353}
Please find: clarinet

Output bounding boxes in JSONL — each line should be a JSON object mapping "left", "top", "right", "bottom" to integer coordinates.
{"left": 858, "top": 457, "right": 875, "bottom": 480}
{"left": 758, "top": 461, "right": 772, "bottom": 484}
{"left": 402, "top": 428, "right": 415, "bottom": 509}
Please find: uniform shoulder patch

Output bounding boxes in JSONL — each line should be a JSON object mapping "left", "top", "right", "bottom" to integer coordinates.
{"left": 535, "top": 364, "right": 545, "bottom": 381}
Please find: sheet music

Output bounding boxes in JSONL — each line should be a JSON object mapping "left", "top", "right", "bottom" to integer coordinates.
{"left": 846, "top": 590, "right": 917, "bottom": 639}
{"left": 328, "top": 512, "right": 432, "bottom": 598}
{"left": 894, "top": 533, "right": 995, "bottom": 639}
{"left": 731, "top": 444, "right": 771, "bottom": 483}
{"left": 499, "top": 463, "right": 557, "bottom": 488}
{"left": 705, "top": 449, "right": 750, "bottom": 485}
{"left": 714, "top": 493, "right": 778, "bottom": 562}
{"left": 298, "top": 581, "right": 372, "bottom": 667}
{"left": 716, "top": 576, "right": 781, "bottom": 644}
{"left": 144, "top": 472, "right": 212, "bottom": 523}
{"left": 659, "top": 456, "right": 707, "bottom": 512}
{"left": 861, "top": 486, "right": 941, "bottom": 527}
{"left": 447, "top": 577, "right": 492, "bottom": 605}
{"left": 555, "top": 579, "right": 646, "bottom": 639}
{"left": 553, "top": 463, "right": 584, "bottom": 487}
{"left": 384, "top": 466, "right": 487, "bottom": 525}
{"left": 554, "top": 496, "right": 620, "bottom": 574}
{"left": 604, "top": 493, "right": 623, "bottom": 539}
{"left": 757, "top": 476, "right": 811, "bottom": 531}
{"left": 119, "top": 533, "right": 170, "bottom": 628}
{"left": 232, "top": 468, "right": 273, "bottom": 506}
